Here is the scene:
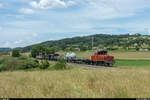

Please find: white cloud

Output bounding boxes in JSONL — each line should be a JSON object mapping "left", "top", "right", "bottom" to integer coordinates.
{"left": 30, "top": 0, "right": 75, "bottom": 9}
{"left": 2, "top": 41, "right": 12, "bottom": 48}
{"left": 2, "top": 40, "right": 23, "bottom": 48}
{"left": 148, "top": 29, "right": 150, "bottom": 35}
{"left": 19, "top": 8, "right": 34, "bottom": 14}
{"left": 6, "top": 14, "right": 25, "bottom": 19}
{"left": 72, "top": 0, "right": 150, "bottom": 20}
{"left": 14, "top": 40, "right": 23, "bottom": 44}
{"left": 0, "top": 27, "right": 2, "bottom": 31}
{"left": 32, "top": 33, "right": 38, "bottom": 37}
{"left": 0, "top": 3, "right": 3, "bottom": 8}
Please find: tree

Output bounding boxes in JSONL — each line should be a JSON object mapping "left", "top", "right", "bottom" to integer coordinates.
{"left": 31, "top": 45, "right": 45, "bottom": 58}
{"left": 12, "top": 50, "right": 20, "bottom": 57}
{"left": 98, "top": 45, "right": 104, "bottom": 49}
{"left": 79, "top": 45, "right": 88, "bottom": 51}
{"left": 45, "top": 47, "right": 55, "bottom": 54}
{"left": 31, "top": 48, "right": 38, "bottom": 58}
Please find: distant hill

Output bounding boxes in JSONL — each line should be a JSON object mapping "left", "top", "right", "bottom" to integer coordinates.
{"left": 22, "top": 33, "right": 150, "bottom": 52}
{"left": 0, "top": 48, "right": 12, "bottom": 52}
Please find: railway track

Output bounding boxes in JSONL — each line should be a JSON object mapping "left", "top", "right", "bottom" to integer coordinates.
{"left": 48, "top": 60, "right": 112, "bottom": 69}
{"left": 37, "top": 50, "right": 115, "bottom": 69}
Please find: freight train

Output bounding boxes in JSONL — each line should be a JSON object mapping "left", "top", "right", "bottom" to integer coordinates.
{"left": 37, "top": 49, "right": 115, "bottom": 67}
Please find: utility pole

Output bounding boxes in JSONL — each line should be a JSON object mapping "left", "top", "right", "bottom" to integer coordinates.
{"left": 92, "top": 37, "right": 94, "bottom": 50}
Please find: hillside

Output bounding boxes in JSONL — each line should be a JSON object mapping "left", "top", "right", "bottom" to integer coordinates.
{"left": 22, "top": 33, "right": 150, "bottom": 52}
{"left": 0, "top": 48, "right": 11, "bottom": 52}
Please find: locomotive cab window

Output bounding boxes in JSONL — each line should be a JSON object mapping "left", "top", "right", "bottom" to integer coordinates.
{"left": 97, "top": 50, "right": 107, "bottom": 55}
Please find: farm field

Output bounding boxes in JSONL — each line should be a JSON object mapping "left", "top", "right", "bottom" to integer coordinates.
{"left": 115, "top": 59, "right": 150, "bottom": 68}
{"left": 0, "top": 68, "right": 150, "bottom": 98}
{"left": 110, "top": 51, "right": 150, "bottom": 60}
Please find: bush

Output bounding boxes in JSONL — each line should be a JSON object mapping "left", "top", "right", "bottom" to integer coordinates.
{"left": 39, "top": 60, "right": 50, "bottom": 69}
{"left": 51, "top": 59, "right": 67, "bottom": 70}
{"left": 0, "top": 57, "right": 18, "bottom": 71}
{"left": 0, "top": 57, "right": 5, "bottom": 65}
{"left": 18, "top": 56, "right": 39, "bottom": 69}
{"left": 0, "top": 56, "right": 39, "bottom": 71}
{"left": 18, "top": 56, "right": 29, "bottom": 60}
{"left": 19, "top": 58, "right": 39, "bottom": 70}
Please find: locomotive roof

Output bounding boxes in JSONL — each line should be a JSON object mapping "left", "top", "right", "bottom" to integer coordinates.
{"left": 98, "top": 49, "right": 107, "bottom": 52}
{"left": 97, "top": 49, "right": 107, "bottom": 54}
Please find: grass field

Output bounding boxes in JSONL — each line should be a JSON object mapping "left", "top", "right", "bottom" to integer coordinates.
{"left": 0, "top": 68, "right": 150, "bottom": 98}
{"left": 0, "top": 51, "right": 149, "bottom": 98}
{"left": 114, "top": 59, "right": 150, "bottom": 68}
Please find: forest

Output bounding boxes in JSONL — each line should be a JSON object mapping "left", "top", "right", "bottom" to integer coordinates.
{"left": 20, "top": 33, "right": 150, "bottom": 52}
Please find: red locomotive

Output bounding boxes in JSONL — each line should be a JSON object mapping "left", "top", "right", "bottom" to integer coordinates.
{"left": 91, "top": 50, "right": 115, "bottom": 66}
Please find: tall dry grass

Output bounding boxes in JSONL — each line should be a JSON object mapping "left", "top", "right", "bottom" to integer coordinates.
{"left": 0, "top": 68, "right": 150, "bottom": 98}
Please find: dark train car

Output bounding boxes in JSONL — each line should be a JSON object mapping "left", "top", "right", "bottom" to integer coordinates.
{"left": 91, "top": 50, "right": 114, "bottom": 66}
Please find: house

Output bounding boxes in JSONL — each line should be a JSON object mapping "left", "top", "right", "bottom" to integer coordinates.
{"left": 36, "top": 54, "right": 45, "bottom": 60}
{"left": 9, "top": 51, "right": 12, "bottom": 56}
{"left": 93, "top": 47, "right": 98, "bottom": 50}
{"left": 139, "top": 48, "right": 149, "bottom": 51}
{"left": 74, "top": 48, "right": 80, "bottom": 51}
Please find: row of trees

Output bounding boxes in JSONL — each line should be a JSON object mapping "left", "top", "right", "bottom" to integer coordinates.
{"left": 31, "top": 45, "right": 56, "bottom": 58}
{"left": 11, "top": 45, "right": 56, "bottom": 58}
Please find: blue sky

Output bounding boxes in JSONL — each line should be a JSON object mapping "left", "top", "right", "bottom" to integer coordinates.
{"left": 1, "top": 0, "right": 150, "bottom": 48}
